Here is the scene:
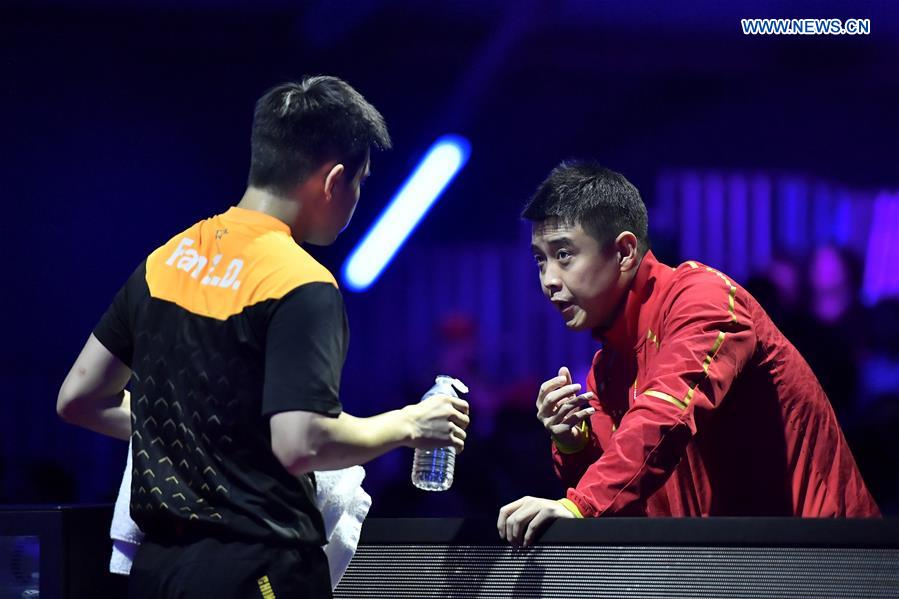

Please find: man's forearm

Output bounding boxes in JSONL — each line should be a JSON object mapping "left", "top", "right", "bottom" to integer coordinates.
{"left": 71, "top": 404, "right": 132, "bottom": 441}
{"left": 274, "top": 409, "right": 412, "bottom": 475}
{"left": 311, "top": 410, "right": 411, "bottom": 470}
{"left": 59, "top": 390, "right": 131, "bottom": 441}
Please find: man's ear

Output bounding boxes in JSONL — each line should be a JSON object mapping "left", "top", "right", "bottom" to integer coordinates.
{"left": 322, "top": 163, "right": 345, "bottom": 202}
{"left": 614, "top": 231, "right": 639, "bottom": 272}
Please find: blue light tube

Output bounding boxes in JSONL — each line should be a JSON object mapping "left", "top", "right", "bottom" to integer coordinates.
{"left": 342, "top": 135, "right": 470, "bottom": 291}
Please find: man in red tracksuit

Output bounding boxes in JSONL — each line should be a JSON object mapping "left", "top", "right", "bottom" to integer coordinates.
{"left": 498, "top": 161, "right": 879, "bottom": 546}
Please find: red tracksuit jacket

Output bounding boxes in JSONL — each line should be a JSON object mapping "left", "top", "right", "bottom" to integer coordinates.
{"left": 554, "top": 252, "right": 879, "bottom": 517}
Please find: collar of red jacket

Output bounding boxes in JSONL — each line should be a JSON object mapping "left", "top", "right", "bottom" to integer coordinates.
{"left": 595, "top": 249, "right": 669, "bottom": 352}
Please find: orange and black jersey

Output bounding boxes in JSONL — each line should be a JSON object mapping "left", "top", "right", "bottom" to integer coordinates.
{"left": 93, "top": 207, "right": 347, "bottom": 546}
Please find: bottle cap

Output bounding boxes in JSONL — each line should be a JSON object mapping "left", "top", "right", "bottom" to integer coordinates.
{"left": 450, "top": 378, "right": 469, "bottom": 395}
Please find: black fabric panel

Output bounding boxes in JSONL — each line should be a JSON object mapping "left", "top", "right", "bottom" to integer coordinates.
{"left": 262, "top": 282, "right": 347, "bottom": 418}
{"left": 125, "top": 295, "right": 330, "bottom": 546}
{"left": 92, "top": 260, "right": 147, "bottom": 367}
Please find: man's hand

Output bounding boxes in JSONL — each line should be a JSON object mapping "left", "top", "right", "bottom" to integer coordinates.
{"left": 402, "top": 394, "right": 470, "bottom": 453}
{"left": 497, "top": 496, "right": 575, "bottom": 546}
{"left": 536, "top": 366, "right": 594, "bottom": 447}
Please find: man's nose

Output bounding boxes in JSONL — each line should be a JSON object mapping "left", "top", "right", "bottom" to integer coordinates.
{"left": 542, "top": 266, "right": 562, "bottom": 294}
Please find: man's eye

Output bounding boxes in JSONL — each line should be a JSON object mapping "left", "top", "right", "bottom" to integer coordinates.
{"left": 534, "top": 255, "right": 546, "bottom": 267}
{"left": 556, "top": 250, "right": 572, "bottom": 261}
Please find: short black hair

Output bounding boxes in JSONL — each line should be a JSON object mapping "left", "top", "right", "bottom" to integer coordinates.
{"left": 248, "top": 76, "right": 392, "bottom": 195}
{"left": 522, "top": 161, "right": 649, "bottom": 251}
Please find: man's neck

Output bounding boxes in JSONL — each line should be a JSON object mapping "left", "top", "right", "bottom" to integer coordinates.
{"left": 593, "top": 252, "right": 647, "bottom": 349}
{"left": 237, "top": 187, "right": 304, "bottom": 239}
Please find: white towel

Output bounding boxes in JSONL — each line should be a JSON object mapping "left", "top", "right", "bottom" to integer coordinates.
{"left": 109, "top": 442, "right": 371, "bottom": 589}
{"left": 313, "top": 467, "right": 372, "bottom": 585}
{"left": 109, "top": 445, "right": 143, "bottom": 575}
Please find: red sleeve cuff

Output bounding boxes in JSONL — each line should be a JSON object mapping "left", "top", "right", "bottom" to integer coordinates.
{"left": 566, "top": 488, "right": 598, "bottom": 518}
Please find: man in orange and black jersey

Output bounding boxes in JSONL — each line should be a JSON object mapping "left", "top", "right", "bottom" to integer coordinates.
{"left": 57, "top": 77, "right": 470, "bottom": 598}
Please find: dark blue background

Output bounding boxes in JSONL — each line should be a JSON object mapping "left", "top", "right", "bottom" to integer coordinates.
{"left": 2, "top": 1, "right": 897, "bottom": 515}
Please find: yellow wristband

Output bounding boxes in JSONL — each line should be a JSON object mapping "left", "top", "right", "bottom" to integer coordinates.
{"left": 552, "top": 420, "right": 589, "bottom": 454}
{"left": 557, "top": 498, "right": 584, "bottom": 518}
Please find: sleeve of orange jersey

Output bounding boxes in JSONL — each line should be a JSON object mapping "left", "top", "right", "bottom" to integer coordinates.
{"left": 565, "top": 267, "right": 757, "bottom": 517}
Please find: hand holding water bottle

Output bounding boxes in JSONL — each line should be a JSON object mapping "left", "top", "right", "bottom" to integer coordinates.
{"left": 408, "top": 376, "right": 469, "bottom": 491}
{"left": 403, "top": 392, "right": 470, "bottom": 453}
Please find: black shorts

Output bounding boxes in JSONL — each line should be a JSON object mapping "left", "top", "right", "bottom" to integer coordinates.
{"left": 128, "top": 536, "right": 332, "bottom": 599}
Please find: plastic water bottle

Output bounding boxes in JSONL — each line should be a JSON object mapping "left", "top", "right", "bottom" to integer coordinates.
{"left": 411, "top": 375, "right": 468, "bottom": 491}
